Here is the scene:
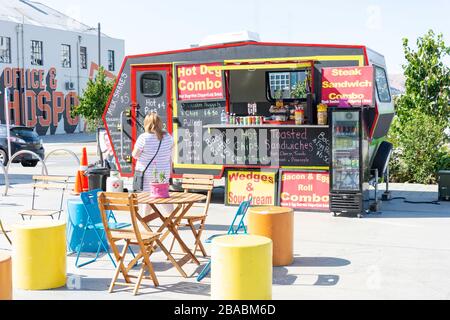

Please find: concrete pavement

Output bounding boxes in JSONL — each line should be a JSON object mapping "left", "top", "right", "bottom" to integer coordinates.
{"left": 0, "top": 135, "right": 450, "bottom": 300}
{"left": 1, "top": 178, "right": 449, "bottom": 300}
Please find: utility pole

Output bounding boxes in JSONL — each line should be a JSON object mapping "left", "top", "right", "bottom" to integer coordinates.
{"left": 4, "top": 88, "right": 12, "bottom": 160}
{"left": 98, "top": 22, "right": 101, "bottom": 68}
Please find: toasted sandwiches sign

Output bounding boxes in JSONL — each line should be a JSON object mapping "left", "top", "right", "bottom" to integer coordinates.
{"left": 321, "top": 66, "right": 374, "bottom": 106}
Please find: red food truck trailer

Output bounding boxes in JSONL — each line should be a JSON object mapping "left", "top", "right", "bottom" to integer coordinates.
{"left": 103, "top": 40, "right": 394, "bottom": 213}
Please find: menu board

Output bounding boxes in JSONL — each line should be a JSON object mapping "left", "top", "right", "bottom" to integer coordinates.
{"left": 279, "top": 170, "right": 330, "bottom": 212}
{"left": 208, "top": 127, "right": 331, "bottom": 167}
{"left": 103, "top": 72, "right": 133, "bottom": 176}
{"left": 174, "top": 100, "right": 226, "bottom": 175}
{"left": 275, "top": 128, "right": 331, "bottom": 166}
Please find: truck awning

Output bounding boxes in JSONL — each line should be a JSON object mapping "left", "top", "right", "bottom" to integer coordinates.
{"left": 207, "top": 62, "right": 313, "bottom": 72}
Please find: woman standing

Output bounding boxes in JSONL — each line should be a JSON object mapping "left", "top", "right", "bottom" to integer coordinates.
{"left": 132, "top": 113, "right": 173, "bottom": 215}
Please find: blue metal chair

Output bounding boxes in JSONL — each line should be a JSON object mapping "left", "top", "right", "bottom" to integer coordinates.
{"left": 75, "top": 189, "right": 134, "bottom": 268}
{"left": 196, "top": 198, "right": 252, "bottom": 282}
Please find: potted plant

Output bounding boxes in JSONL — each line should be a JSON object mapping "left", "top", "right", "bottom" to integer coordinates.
{"left": 149, "top": 167, "right": 170, "bottom": 198}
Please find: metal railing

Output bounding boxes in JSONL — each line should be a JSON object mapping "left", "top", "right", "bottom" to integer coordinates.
{"left": 44, "top": 149, "right": 80, "bottom": 169}
{"left": 0, "top": 162, "right": 8, "bottom": 197}
{"left": 3, "top": 151, "right": 48, "bottom": 196}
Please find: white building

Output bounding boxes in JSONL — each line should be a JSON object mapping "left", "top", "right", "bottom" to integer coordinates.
{"left": 0, "top": 0, "right": 125, "bottom": 135}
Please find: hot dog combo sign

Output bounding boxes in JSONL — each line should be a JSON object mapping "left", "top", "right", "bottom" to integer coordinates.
{"left": 177, "top": 63, "right": 224, "bottom": 102}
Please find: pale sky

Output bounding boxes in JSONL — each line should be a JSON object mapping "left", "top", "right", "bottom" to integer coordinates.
{"left": 39, "top": 0, "right": 450, "bottom": 74}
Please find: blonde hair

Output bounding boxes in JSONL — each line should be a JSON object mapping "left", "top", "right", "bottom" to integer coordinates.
{"left": 144, "top": 113, "right": 165, "bottom": 141}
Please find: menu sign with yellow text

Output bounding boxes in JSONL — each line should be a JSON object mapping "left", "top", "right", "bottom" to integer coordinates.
{"left": 321, "top": 66, "right": 374, "bottom": 106}
{"left": 226, "top": 171, "right": 277, "bottom": 206}
{"left": 177, "top": 63, "right": 224, "bottom": 102}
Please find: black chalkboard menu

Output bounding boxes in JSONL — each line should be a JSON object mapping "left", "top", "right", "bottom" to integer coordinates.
{"left": 276, "top": 127, "right": 331, "bottom": 166}
{"left": 204, "top": 126, "right": 331, "bottom": 168}
{"left": 174, "top": 101, "right": 226, "bottom": 176}
{"left": 103, "top": 72, "right": 134, "bottom": 176}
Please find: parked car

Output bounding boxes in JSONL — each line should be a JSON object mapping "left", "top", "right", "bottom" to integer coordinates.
{"left": 0, "top": 125, "right": 45, "bottom": 167}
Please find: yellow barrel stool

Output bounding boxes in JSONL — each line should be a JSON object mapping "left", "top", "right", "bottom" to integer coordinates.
{"left": 248, "top": 206, "right": 294, "bottom": 267}
{"left": 0, "top": 251, "right": 12, "bottom": 300}
{"left": 13, "top": 221, "right": 66, "bottom": 290}
{"left": 211, "top": 235, "right": 272, "bottom": 300}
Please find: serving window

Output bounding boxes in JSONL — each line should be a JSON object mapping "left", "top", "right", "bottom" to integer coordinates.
{"left": 141, "top": 73, "right": 163, "bottom": 97}
{"left": 266, "top": 69, "right": 312, "bottom": 102}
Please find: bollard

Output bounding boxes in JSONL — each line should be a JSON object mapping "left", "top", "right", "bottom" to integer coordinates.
{"left": 0, "top": 252, "right": 12, "bottom": 300}
{"left": 211, "top": 235, "right": 272, "bottom": 300}
{"left": 248, "top": 206, "right": 294, "bottom": 267}
{"left": 13, "top": 221, "right": 66, "bottom": 290}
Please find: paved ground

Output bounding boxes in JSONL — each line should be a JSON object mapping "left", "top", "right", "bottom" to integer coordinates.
{"left": 1, "top": 135, "right": 450, "bottom": 300}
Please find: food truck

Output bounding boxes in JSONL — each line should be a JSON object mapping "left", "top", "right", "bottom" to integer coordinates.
{"left": 103, "top": 38, "right": 394, "bottom": 213}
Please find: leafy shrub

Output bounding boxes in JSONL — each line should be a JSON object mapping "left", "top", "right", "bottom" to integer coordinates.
{"left": 389, "top": 110, "right": 449, "bottom": 184}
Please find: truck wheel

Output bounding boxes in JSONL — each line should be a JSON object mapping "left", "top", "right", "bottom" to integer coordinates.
{"left": 0, "top": 149, "right": 8, "bottom": 166}
{"left": 21, "top": 160, "right": 39, "bottom": 168}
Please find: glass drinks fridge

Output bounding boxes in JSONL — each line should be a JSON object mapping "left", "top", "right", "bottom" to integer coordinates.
{"left": 329, "top": 107, "right": 370, "bottom": 218}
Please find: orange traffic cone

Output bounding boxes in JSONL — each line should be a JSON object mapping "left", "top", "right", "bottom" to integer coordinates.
{"left": 73, "top": 170, "right": 83, "bottom": 195}
{"left": 80, "top": 147, "right": 89, "bottom": 192}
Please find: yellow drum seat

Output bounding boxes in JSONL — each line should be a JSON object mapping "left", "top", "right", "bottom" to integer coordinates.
{"left": 13, "top": 221, "right": 66, "bottom": 290}
{"left": 211, "top": 235, "right": 272, "bottom": 300}
{"left": 248, "top": 206, "right": 294, "bottom": 267}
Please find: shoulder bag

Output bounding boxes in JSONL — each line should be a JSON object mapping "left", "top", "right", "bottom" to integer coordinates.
{"left": 133, "top": 139, "right": 162, "bottom": 192}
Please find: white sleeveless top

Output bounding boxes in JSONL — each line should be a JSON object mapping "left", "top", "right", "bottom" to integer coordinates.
{"left": 135, "top": 132, "right": 173, "bottom": 183}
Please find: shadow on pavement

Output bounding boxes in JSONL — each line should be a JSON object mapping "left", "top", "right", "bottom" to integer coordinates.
{"left": 368, "top": 190, "right": 450, "bottom": 218}
{"left": 273, "top": 268, "right": 298, "bottom": 285}
{"left": 0, "top": 174, "right": 34, "bottom": 185}
{"left": 0, "top": 202, "right": 23, "bottom": 207}
{"left": 274, "top": 257, "right": 346, "bottom": 287}
{"left": 62, "top": 276, "right": 211, "bottom": 297}
{"left": 367, "top": 210, "right": 450, "bottom": 219}
{"left": 291, "top": 256, "right": 351, "bottom": 268}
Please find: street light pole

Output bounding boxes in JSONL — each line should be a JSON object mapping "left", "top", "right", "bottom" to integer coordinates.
{"left": 98, "top": 22, "right": 101, "bottom": 68}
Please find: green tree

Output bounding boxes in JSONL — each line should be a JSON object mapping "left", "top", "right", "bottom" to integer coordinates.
{"left": 397, "top": 30, "right": 450, "bottom": 125}
{"left": 388, "top": 30, "right": 450, "bottom": 184}
{"left": 72, "top": 67, "right": 115, "bottom": 132}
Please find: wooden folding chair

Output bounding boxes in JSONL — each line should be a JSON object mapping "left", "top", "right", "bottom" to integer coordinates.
{"left": 168, "top": 174, "right": 214, "bottom": 258}
{"left": 18, "top": 175, "right": 70, "bottom": 220}
{"left": 0, "top": 219, "right": 12, "bottom": 245}
{"left": 98, "top": 192, "right": 161, "bottom": 296}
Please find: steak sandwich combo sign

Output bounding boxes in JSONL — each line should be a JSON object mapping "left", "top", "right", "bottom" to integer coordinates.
{"left": 321, "top": 66, "right": 374, "bottom": 106}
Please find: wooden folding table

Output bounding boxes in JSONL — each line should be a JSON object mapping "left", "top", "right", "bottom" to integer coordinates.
{"left": 136, "top": 192, "right": 207, "bottom": 278}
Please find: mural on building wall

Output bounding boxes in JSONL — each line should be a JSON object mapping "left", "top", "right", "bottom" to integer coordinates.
{"left": 0, "top": 62, "right": 117, "bottom": 136}
{"left": 0, "top": 67, "right": 79, "bottom": 136}
{"left": 89, "top": 62, "right": 115, "bottom": 80}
